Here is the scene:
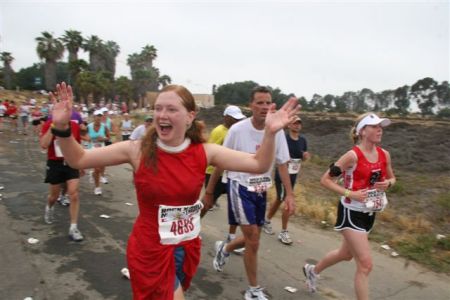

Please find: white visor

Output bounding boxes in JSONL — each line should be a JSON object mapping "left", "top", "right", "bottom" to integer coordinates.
{"left": 356, "top": 114, "right": 391, "bottom": 135}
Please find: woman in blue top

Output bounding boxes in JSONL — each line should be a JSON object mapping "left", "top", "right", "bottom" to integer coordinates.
{"left": 87, "top": 110, "right": 109, "bottom": 195}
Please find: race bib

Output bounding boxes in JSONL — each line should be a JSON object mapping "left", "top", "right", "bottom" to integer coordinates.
{"left": 247, "top": 176, "right": 272, "bottom": 193}
{"left": 54, "top": 139, "right": 63, "bottom": 157}
{"left": 288, "top": 159, "right": 301, "bottom": 174}
{"left": 364, "top": 189, "right": 388, "bottom": 212}
{"left": 158, "top": 200, "right": 203, "bottom": 245}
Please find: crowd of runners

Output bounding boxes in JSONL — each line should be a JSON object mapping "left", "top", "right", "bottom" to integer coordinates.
{"left": 0, "top": 83, "right": 396, "bottom": 300}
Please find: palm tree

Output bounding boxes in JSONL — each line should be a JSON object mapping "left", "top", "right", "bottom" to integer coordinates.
{"left": 83, "top": 35, "right": 105, "bottom": 72}
{"left": 1, "top": 52, "right": 14, "bottom": 89}
{"left": 140, "top": 44, "right": 158, "bottom": 69}
{"left": 35, "top": 31, "right": 64, "bottom": 90}
{"left": 61, "top": 30, "right": 83, "bottom": 63}
{"left": 127, "top": 53, "right": 143, "bottom": 74}
{"left": 104, "top": 40, "right": 120, "bottom": 77}
{"left": 158, "top": 74, "right": 172, "bottom": 89}
{"left": 61, "top": 30, "right": 84, "bottom": 85}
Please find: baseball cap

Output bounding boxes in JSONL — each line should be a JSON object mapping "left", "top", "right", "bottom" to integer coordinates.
{"left": 93, "top": 110, "right": 103, "bottom": 116}
{"left": 223, "top": 105, "right": 246, "bottom": 120}
{"left": 356, "top": 113, "right": 391, "bottom": 135}
{"left": 293, "top": 116, "right": 302, "bottom": 123}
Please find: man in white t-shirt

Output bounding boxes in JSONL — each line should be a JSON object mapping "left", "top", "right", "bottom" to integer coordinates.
{"left": 207, "top": 86, "right": 296, "bottom": 300}
{"left": 129, "top": 114, "right": 153, "bottom": 140}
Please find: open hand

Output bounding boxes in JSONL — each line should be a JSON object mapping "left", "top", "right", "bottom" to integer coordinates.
{"left": 373, "top": 180, "right": 390, "bottom": 192}
{"left": 50, "top": 82, "right": 73, "bottom": 129}
{"left": 284, "top": 194, "right": 296, "bottom": 215}
{"left": 264, "top": 96, "right": 300, "bottom": 134}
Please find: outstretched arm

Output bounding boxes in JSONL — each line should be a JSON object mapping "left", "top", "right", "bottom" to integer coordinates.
{"left": 205, "top": 97, "right": 300, "bottom": 173}
{"left": 50, "top": 82, "right": 134, "bottom": 170}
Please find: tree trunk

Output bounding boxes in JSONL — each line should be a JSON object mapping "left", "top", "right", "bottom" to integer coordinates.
{"left": 44, "top": 60, "right": 57, "bottom": 91}
{"left": 4, "top": 65, "right": 13, "bottom": 89}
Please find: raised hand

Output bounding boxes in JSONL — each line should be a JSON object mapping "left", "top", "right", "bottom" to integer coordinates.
{"left": 49, "top": 82, "right": 73, "bottom": 129}
{"left": 264, "top": 96, "right": 300, "bottom": 134}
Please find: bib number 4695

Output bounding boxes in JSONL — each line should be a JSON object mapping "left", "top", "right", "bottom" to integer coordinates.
{"left": 170, "top": 217, "right": 194, "bottom": 236}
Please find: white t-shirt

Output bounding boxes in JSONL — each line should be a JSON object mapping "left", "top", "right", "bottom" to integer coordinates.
{"left": 121, "top": 120, "right": 134, "bottom": 136}
{"left": 19, "top": 105, "right": 30, "bottom": 117}
{"left": 223, "top": 117, "right": 290, "bottom": 187}
{"left": 0, "top": 104, "right": 6, "bottom": 116}
{"left": 129, "top": 124, "right": 147, "bottom": 140}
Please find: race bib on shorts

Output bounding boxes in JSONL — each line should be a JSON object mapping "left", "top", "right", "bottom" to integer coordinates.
{"left": 158, "top": 200, "right": 203, "bottom": 245}
{"left": 364, "top": 189, "right": 388, "bottom": 212}
{"left": 288, "top": 159, "right": 301, "bottom": 174}
{"left": 54, "top": 139, "right": 63, "bottom": 157}
{"left": 247, "top": 176, "right": 272, "bottom": 193}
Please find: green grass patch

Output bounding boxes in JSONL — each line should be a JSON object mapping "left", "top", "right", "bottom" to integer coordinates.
{"left": 436, "top": 192, "right": 450, "bottom": 209}
{"left": 388, "top": 180, "right": 405, "bottom": 194}
{"left": 309, "top": 154, "right": 331, "bottom": 167}
{"left": 393, "top": 234, "right": 450, "bottom": 273}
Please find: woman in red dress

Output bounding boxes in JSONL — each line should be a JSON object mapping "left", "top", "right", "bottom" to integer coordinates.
{"left": 49, "top": 82, "right": 299, "bottom": 300}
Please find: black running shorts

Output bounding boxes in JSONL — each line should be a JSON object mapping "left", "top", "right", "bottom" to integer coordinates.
{"left": 44, "top": 160, "right": 80, "bottom": 185}
{"left": 334, "top": 201, "right": 376, "bottom": 233}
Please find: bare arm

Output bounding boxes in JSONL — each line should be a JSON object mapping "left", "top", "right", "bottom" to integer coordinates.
{"left": 48, "top": 82, "right": 139, "bottom": 170}
{"left": 39, "top": 126, "right": 53, "bottom": 149}
{"left": 320, "top": 150, "right": 368, "bottom": 202}
{"left": 277, "top": 163, "right": 296, "bottom": 214}
{"left": 200, "top": 166, "right": 224, "bottom": 217}
{"left": 373, "top": 150, "right": 396, "bottom": 191}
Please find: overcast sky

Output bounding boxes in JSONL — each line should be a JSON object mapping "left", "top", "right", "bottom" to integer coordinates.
{"left": 0, "top": 0, "right": 448, "bottom": 98}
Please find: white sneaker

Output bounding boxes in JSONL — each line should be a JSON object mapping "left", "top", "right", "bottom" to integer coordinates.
{"left": 101, "top": 176, "right": 108, "bottom": 184}
{"left": 213, "top": 241, "right": 229, "bottom": 272}
{"left": 69, "top": 228, "right": 84, "bottom": 242}
{"left": 94, "top": 187, "right": 102, "bottom": 195}
{"left": 278, "top": 230, "right": 293, "bottom": 245}
{"left": 303, "top": 263, "right": 319, "bottom": 293}
{"left": 262, "top": 221, "right": 274, "bottom": 235}
{"left": 244, "top": 286, "right": 268, "bottom": 300}
{"left": 59, "top": 194, "right": 70, "bottom": 206}
{"left": 233, "top": 247, "right": 245, "bottom": 255}
{"left": 44, "top": 205, "right": 54, "bottom": 224}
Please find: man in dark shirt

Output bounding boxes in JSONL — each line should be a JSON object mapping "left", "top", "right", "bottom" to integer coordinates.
{"left": 263, "top": 116, "right": 310, "bottom": 245}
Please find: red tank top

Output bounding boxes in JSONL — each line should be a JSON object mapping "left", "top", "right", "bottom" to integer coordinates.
{"left": 128, "top": 142, "right": 207, "bottom": 300}
{"left": 343, "top": 146, "right": 387, "bottom": 205}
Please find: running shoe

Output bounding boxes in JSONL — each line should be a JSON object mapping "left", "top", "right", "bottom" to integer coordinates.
{"left": 44, "top": 205, "right": 54, "bottom": 224}
{"left": 303, "top": 263, "right": 318, "bottom": 293}
{"left": 213, "top": 241, "right": 229, "bottom": 272}
{"left": 233, "top": 247, "right": 245, "bottom": 255}
{"left": 94, "top": 187, "right": 102, "bottom": 195}
{"left": 262, "top": 221, "right": 274, "bottom": 235}
{"left": 101, "top": 176, "right": 109, "bottom": 184}
{"left": 244, "top": 286, "right": 269, "bottom": 300}
{"left": 69, "top": 228, "right": 84, "bottom": 242}
{"left": 278, "top": 230, "right": 293, "bottom": 245}
{"left": 59, "top": 194, "right": 70, "bottom": 206}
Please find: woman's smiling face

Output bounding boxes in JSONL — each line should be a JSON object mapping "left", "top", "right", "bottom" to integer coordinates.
{"left": 154, "top": 91, "right": 195, "bottom": 146}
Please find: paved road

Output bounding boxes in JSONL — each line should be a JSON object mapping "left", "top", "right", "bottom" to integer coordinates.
{"left": 1, "top": 130, "right": 449, "bottom": 300}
